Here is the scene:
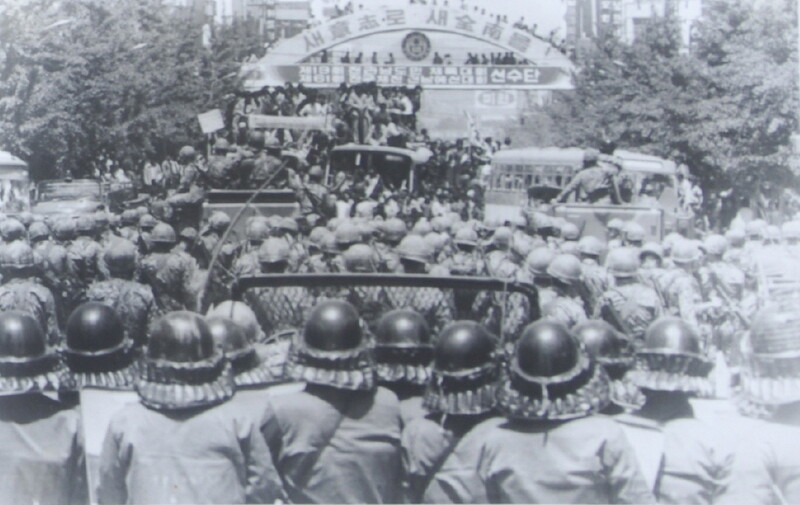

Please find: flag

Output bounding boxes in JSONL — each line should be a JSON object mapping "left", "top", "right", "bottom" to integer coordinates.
{"left": 464, "top": 111, "right": 481, "bottom": 146}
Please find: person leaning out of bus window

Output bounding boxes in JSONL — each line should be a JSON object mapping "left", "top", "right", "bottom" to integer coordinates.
{"left": 553, "top": 148, "right": 623, "bottom": 205}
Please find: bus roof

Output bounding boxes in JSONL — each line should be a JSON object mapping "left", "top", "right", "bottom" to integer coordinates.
{"left": 491, "top": 147, "right": 675, "bottom": 175}
{"left": 332, "top": 144, "right": 418, "bottom": 158}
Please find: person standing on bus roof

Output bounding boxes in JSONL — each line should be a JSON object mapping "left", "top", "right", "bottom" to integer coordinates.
{"left": 554, "top": 148, "right": 623, "bottom": 204}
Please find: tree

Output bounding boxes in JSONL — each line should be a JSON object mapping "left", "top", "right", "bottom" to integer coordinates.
{"left": 541, "top": 0, "right": 798, "bottom": 215}
{"left": 0, "top": 0, "right": 258, "bottom": 179}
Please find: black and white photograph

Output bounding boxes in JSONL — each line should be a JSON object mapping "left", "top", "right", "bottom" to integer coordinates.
{"left": 0, "top": 0, "right": 797, "bottom": 503}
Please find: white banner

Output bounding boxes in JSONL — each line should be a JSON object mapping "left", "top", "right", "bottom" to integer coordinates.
{"left": 247, "top": 114, "right": 330, "bottom": 131}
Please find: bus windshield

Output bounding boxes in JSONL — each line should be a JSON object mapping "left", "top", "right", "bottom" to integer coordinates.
{"left": 37, "top": 180, "right": 103, "bottom": 202}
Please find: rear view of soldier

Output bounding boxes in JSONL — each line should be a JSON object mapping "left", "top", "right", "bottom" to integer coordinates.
{"left": 0, "top": 311, "right": 87, "bottom": 505}
{"left": 261, "top": 300, "right": 404, "bottom": 503}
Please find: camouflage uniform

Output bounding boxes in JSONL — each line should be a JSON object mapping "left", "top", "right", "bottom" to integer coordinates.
{"left": 581, "top": 259, "right": 610, "bottom": 314}
{"left": 67, "top": 235, "right": 108, "bottom": 308}
{"left": 86, "top": 279, "right": 157, "bottom": 347}
{"left": 662, "top": 271, "right": 705, "bottom": 333}
{"left": 373, "top": 242, "right": 403, "bottom": 274}
{"left": 139, "top": 250, "right": 199, "bottom": 312}
{"left": 0, "top": 278, "right": 60, "bottom": 346}
{"left": 594, "top": 283, "right": 663, "bottom": 343}
{"left": 246, "top": 286, "right": 314, "bottom": 339}
{"left": 541, "top": 293, "right": 587, "bottom": 328}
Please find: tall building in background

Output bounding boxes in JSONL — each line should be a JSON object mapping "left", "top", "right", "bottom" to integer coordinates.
{"left": 565, "top": 0, "right": 704, "bottom": 47}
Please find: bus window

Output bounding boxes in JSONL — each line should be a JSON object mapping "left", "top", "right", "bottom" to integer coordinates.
{"left": 525, "top": 174, "right": 532, "bottom": 186}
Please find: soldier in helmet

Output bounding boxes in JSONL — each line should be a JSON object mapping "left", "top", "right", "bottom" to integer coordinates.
{"left": 623, "top": 221, "right": 646, "bottom": 250}
{"left": 299, "top": 227, "right": 335, "bottom": 273}
{"left": 595, "top": 247, "right": 664, "bottom": 344}
{"left": 484, "top": 226, "right": 514, "bottom": 276}
{"left": 373, "top": 309, "right": 433, "bottom": 426}
{"left": 63, "top": 302, "right": 139, "bottom": 389}
{"left": 0, "top": 241, "right": 61, "bottom": 345}
{"left": 67, "top": 214, "right": 108, "bottom": 309}
{"left": 341, "top": 243, "right": 390, "bottom": 332}
{"left": 0, "top": 217, "right": 26, "bottom": 245}
{"left": 137, "top": 213, "right": 158, "bottom": 254}
{"left": 607, "top": 218, "right": 625, "bottom": 250}
{"left": 232, "top": 217, "right": 270, "bottom": 277}
{"left": 206, "top": 315, "right": 282, "bottom": 388}
{"left": 200, "top": 211, "right": 233, "bottom": 268}
{"left": 720, "top": 307, "right": 800, "bottom": 505}
{"left": 86, "top": 239, "right": 156, "bottom": 348}
{"left": 374, "top": 217, "right": 406, "bottom": 273}
{"left": 573, "top": 319, "right": 638, "bottom": 414}
{"left": 167, "top": 145, "right": 207, "bottom": 216}
{"left": 295, "top": 164, "right": 330, "bottom": 216}
{"left": 541, "top": 253, "right": 588, "bottom": 328}
{"left": 401, "top": 321, "right": 501, "bottom": 503}
{"left": 438, "top": 320, "right": 654, "bottom": 503}
{"left": 577, "top": 235, "right": 609, "bottom": 314}
{"left": 117, "top": 210, "right": 140, "bottom": 243}
{"left": 616, "top": 317, "right": 731, "bottom": 503}
{"left": 261, "top": 301, "right": 404, "bottom": 503}
{"left": 139, "top": 223, "right": 199, "bottom": 312}
{"left": 661, "top": 240, "right": 707, "bottom": 342}
{"left": 97, "top": 311, "right": 284, "bottom": 504}
{"left": 205, "top": 137, "right": 245, "bottom": 189}
{"left": 245, "top": 237, "right": 313, "bottom": 338}
{"left": 390, "top": 235, "right": 455, "bottom": 334}
{"left": 274, "top": 216, "right": 307, "bottom": 272}
{"left": 0, "top": 311, "right": 88, "bottom": 505}
{"left": 554, "top": 148, "right": 623, "bottom": 204}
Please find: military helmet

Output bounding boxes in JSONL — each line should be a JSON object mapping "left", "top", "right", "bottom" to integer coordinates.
{"left": 560, "top": 222, "right": 580, "bottom": 241}
{"left": 431, "top": 216, "right": 449, "bottom": 234}
{"left": 74, "top": 214, "right": 95, "bottom": 234}
{"left": 0, "top": 218, "right": 25, "bottom": 242}
{"left": 397, "top": 234, "right": 433, "bottom": 264}
{"left": 139, "top": 311, "right": 234, "bottom": 410}
{"left": 28, "top": 221, "right": 50, "bottom": 242}
{"left": 626, "top": 317, "right": 713, "bottom": 396}
{"left": 206, "top": 315, "right": 276, "bottom": 387}
{"left": 0, "top": 241, "right": 35, "bottom": 270}
{"left": 213, "top": 137, "right": 231, "bottom": 152}
{"left": 355, "top": 200, "right": 376, "bottom": 218}
{"left": 343, "top": 244, "right": 377, "bottom": 273}
{"left": 558, "top": 240, "right": 580, "bottom": 257}
{"left": 308, "top": 164, "right": 324, "bottom": 179}
{"left": 207, "top": 300, "right": 265, "bottom": 344}
{"left": 320, "top": 232, "right": 339, "bottom": 255}
{"left": 135, "top": 205, "right": 148, "bottom": 218}
{"left": 739, "top": 307, "right": 800, "bottom": 409}
{"left": 577, "top": 235, "right": 604, "bottom": 257}
{"left": 53, "top": 218, "right": 76, "bottom": 241}
{"left": 335, "top": 221, "right": 362, "bottom": 249}
{"left": 308, "top": 226, "right": 332, "bottom": 249}
{"left": 277, "top": 216, "right": 298, "bottom": 234}
{"left": 247, "top": 130, "right": 265, "bottom": 149}
{"left": 381, "top": 218, "right": 407, "bottom": 243}
{"left": 525, "top": 246, "right": 556, "bottom": 277}
{"left": 671, "top": 239, "right": 703, "bottom": 264}
{"left": 374, "top": 310, "right": 433, "bottom": 386}
{"left": 411, "top": 218, "right": 433, "bottom": 236}
{"left": 246, "top": 218, "right": 270, "bottom": 244}
{"left": 573, "top": 320, "right": 633, "bottom": 380}
{"left": 120, "top": 209, "right": 139, "bottom": 226}
{"left": 63, "top": 302, "right": 137, "bottom": 389}
{"left": 104, "top": 239, "right": 137, "bottom": 276}
{"left": 16, "top": 211, "right": 34, "bottom": 228}
{"left": 623, "top": 222, "right": 645, "bottom": 243}
{"left": 424, "top": 232, "right": 446, "bottom": 256}
{"left": 703, "top": 234, "right": 728, "bottom": 257}
{"left": 607, "top": 218, "right": 624, "bottom": 232}
{"left": 286, "top": 300, "right": 374, "bottom": 391}
{"left": 546, "top": 253, "right": 582, "bottom": 284}
{"left": 606, "top": 247, "right": 640, "bottom": 278}
{"left": 178, "top": 145, "right": 196, "bottom": 161}
{"left": 492, "top": 227, "right": 513, "bottom": 249}
{"left": 180, "top": 227, "right": 198, "bottom": 242}
{"left": 725, "top": 228, "right": 746, "bottom": 247}
{"left": 138, "top": 214, "right": 157, "bottom": 231}
{"left": 639, "top": 241, "right": 664, "bottom": 263}
{"left": 208, "top": 211, "right": 231, "bottom": 232}
{"left": 746, "top": 219, "right": 767, "bottom": 239}
{"left": 258, "top": 237, "right": 290, "bottom": 264}
{"left": 150, "top": 222, "right": 177, "bottom": 244}
{"left": 497, "top": 320, "right": 610, "bottom": 420}
{"left": 94, "top": 211, "right": 109, "bottom": 229}
{"left": 0, "top": 311, "right": 69, "bottom": 394}
{"left": 423, "top": 321, "right": 499, "bottom": 415}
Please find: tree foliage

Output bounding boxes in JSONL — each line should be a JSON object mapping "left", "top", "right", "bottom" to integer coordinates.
{"left": 0, "top": 0, "right": 260, "bottom": 179}
{"left": 542, "top": 0, "right": 798, "bottom": 201}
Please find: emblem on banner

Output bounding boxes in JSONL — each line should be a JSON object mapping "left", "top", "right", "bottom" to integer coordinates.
{"left": 402, "top": 31, "right": 431, "bottom": 61}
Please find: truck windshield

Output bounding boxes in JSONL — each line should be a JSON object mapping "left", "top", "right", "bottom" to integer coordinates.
{"left": 37, "top": 181, "right": 102, "bottom": 201}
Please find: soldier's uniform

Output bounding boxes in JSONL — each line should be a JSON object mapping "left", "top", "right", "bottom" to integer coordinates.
{"left": 555, "top": 151, "right": 622, "bottom": 204}
{"left": 438, "top": 320, "right": 654, "bottom": 503}
{"left": 67, "top": 216, "right": 108, "bottom": 310}
{"left": 401, "top": 321, "right": 500, "bottom": 502}
{"left": 595, "top": 248, "right": 663, "bottom": 343}
{"left": 616, "top": 318, "right": 731, "bottom": 504}
{"left": 0, "top": 242, "right": 61, "bottom": 345}
{"left": 97, "top": 312, "right": 283, "bottom": 505}
{"left": 0, "top": 312, "right": 86, "bottom": 505}
{"left": 139, "top": 224, "right": 199, "bottom": 312}
{"left": 262, "top": 301, "right": 403, "bottom": 504}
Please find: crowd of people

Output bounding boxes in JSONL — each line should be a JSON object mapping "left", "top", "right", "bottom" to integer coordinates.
{"left": 1, "top": 139, "right": 799, "bottom": 503}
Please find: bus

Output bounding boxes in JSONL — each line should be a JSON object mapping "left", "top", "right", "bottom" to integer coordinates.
{"left": 328, "top": 144, "right": 431, "bottom": 194}
{"left": 485, "top": 147, "right": 692, "bottom": 241}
